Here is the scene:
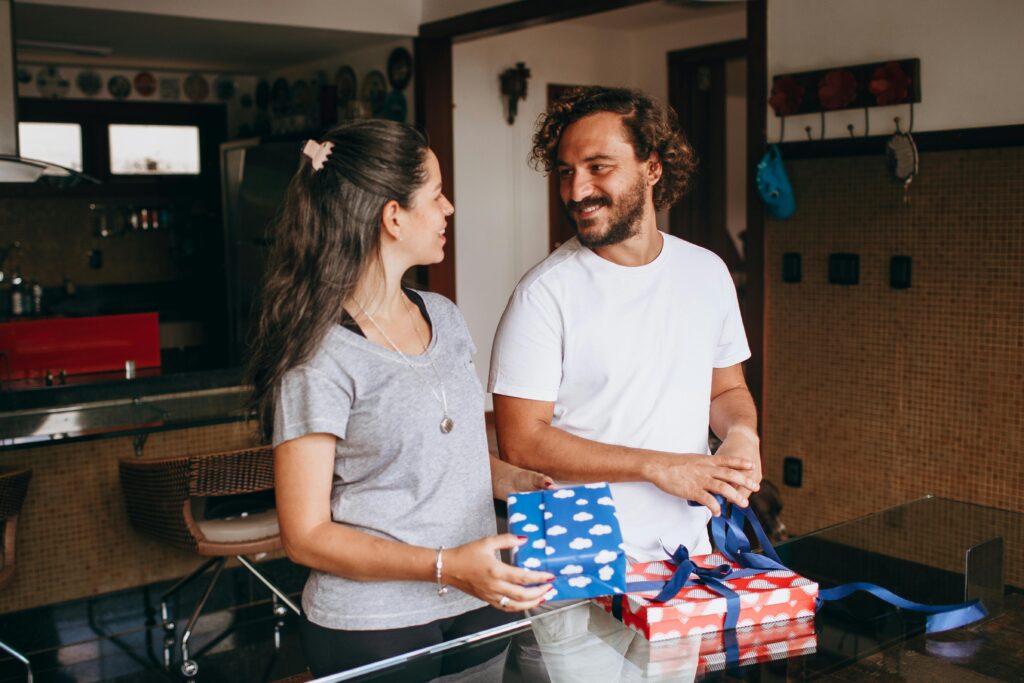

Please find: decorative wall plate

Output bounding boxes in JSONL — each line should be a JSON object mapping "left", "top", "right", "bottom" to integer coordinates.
{"left": 387, "top": 47, "right": 413, "bottom": 91}
{"left": 383, "top": 89, "right": 407, "bottom": 122}
{"left": 183, "top": 73, "right": 209, "bottom": 101}
{"left": 361, "top": 70, "right": 387, "bottom": 117}
{"left": 214, "top": 76, "right": 236, "bottom": 100}
{"left": 291, "top": 79, "right": 311, "bottom": 112}
{"left": 76, "top": 70, "right": 102, "bottom": 96}
{"left": 255, "top": 79, "right": 270, "bottom": 109}
{"left": 335, "top": 66, "right": 357, "bottom": 106}
{"left": 37, "top": 66, "right": 70, "bottom": 98}
{"left": 133, "top": 71, "right": 156, "bottom": 97}
{"left": 271, "top": 77, "right": 290, "bottom": 114}
{"left": 107, "top": 75, "right": 131, "bottom": 100}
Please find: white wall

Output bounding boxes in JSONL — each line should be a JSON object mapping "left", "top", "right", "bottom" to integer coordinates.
{"left": 768, "top": 0, "right": 1024, "bottom": 142}
{"left": 452, "top": 10, "right": 746, "bottom": 404}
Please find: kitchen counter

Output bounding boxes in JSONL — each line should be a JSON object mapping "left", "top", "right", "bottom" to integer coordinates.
{"left": 0, "top": 368, "right": 250, "bottom": 452}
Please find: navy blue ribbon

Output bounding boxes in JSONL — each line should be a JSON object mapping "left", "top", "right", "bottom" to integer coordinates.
{"left": 614, "top": 495, "right": 987, "bottom": 637}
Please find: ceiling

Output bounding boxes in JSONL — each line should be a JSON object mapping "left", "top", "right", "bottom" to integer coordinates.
{"left": 575, "top": 0, "right": 743, "bottom": 31}
{"left": 13, "top": 3, "right": 401, "bottom": 72}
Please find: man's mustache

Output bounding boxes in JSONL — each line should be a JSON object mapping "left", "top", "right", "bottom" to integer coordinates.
{"left": 566, "top": 197, "right": 612, "bottom": 214}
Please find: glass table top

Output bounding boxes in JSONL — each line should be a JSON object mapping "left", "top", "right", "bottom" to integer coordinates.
{"left": 312, "top": 496, "right": 1023, "bottom": 682}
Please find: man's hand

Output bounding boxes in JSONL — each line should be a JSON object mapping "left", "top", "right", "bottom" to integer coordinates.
{"left": 714, "top": 426, "right": 762, "bottom": 499}
{"left": 642, "top": 453, "right": 759, "bottom": 517}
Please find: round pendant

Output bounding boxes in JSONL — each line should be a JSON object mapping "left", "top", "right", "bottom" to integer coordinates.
{"left": 440, "top": 416, "right": 454, "bottom": 434}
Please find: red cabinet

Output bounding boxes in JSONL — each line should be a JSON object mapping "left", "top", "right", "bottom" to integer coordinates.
{"left": 0, "top": 313, "right": 160, "bottom": 380}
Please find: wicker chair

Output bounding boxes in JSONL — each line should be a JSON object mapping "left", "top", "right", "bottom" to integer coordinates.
{"left": 0, "top": 468, "right": 32, "bottom": 683}
{"left": 119, "top": 446, "right": 299, "bottom": 678}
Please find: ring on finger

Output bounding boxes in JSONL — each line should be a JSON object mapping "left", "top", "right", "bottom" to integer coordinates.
{"left": 498, "top": 595, "right": 510, "bottom": 608}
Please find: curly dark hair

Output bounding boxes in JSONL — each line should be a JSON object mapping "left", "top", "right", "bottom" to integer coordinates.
{"left": 530, "top": 86, "right": 697, "bottom": 211}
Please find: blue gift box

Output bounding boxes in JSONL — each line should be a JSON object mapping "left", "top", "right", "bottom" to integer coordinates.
{"left": 507, "top": 483, "right": 627, "bottom": 601}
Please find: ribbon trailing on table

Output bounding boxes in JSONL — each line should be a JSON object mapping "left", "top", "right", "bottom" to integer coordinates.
{"left": 611, "top": 495, "right": 987, "bottom": 642}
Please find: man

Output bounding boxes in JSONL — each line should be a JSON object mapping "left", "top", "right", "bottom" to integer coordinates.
{"left": 488, "top": 86, "right": 760, "bottom": 562}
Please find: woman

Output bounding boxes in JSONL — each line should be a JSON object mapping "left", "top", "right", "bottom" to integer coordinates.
{"left": 246, "top": 120, "right": 555, "bottom": 678}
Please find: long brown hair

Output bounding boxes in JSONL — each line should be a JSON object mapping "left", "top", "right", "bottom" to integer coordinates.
{"left": 246, "top": 120, "right": 429, "bottom": 442}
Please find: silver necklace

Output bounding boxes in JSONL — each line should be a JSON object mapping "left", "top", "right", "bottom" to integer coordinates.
{"left": 355, "top": 297, "right": 454, "bottom": 434}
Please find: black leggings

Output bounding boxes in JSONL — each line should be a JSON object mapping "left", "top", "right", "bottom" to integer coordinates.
{"left": 301, "top": 605, "right": 516, "bottom": 681}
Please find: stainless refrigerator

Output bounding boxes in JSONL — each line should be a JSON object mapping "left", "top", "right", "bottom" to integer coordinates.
{"left": 220, "top": 138, "right": 299, "bottom": 365}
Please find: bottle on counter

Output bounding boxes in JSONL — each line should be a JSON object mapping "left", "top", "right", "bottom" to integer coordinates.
{"left": 31, "top": 282, "right": 43, "bottom": 316}
{"left": 9, "top": 271, "right": 23, "bottom": 317}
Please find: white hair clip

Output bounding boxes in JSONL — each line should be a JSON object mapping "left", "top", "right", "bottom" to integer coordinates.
{"left": 303, "top": 139, "right": 334, "bottom": 171}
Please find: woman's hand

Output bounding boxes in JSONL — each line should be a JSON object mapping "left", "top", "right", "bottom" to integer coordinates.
{"left": 490, "top": 455, "right": 554, "bottom": 501}
{"left": 444, "top": 535, "right": 554, "bottom": 612}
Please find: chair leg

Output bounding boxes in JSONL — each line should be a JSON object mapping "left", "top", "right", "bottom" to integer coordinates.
{"left": 179, "top": 558, "right": 226, "bottom": 679}
{"left": 160, "top": 556, "right": 221, "bottom": 632}
{"left": 0, "top": 639, "right": 32, "bottom": 683}
{"left": 235, "top": 554, "right": 300, "bottom": 615}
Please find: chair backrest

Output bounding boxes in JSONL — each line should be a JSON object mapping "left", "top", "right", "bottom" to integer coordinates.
{"left": 119, "top": 447, "right": 278, "bottom": 556}
{"left": 0, "top": 468, "right": 32, "bottom": 587}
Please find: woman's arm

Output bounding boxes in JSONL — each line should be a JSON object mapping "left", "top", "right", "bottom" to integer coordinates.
{"left": 275, "top": 433, "right": 554, "bottom": 611}
{"left": 488, "top": 454, "right": 554, "bottom": 501}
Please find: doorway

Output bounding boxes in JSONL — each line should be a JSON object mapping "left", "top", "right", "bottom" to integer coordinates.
{"left": 668, "top": 40, "right": 748, "bottom": 280}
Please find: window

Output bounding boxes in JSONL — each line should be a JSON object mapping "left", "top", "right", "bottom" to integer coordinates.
{"left": 108, "top": 124, "right": 201, "bottom": 175}
{"left": 17, "top": 122, "right": 83, "bottom": 172}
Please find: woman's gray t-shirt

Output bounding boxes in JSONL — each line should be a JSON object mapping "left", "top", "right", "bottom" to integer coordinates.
{"left": 273, "top": 292, "right": 495, "bottom": 630}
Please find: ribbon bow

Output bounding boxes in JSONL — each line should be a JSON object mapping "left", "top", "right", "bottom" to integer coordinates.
{"left": 613, "top": 495, "right": 987, "bottom": 640}
{"left": 303, "top": 139, "right": 334, "bottom": 171}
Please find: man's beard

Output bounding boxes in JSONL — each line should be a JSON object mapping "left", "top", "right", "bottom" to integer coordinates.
{"left": 566, "top": 175, "right": 647, "bottom": 249}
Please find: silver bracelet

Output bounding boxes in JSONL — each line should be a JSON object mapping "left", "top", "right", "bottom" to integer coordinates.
{"left": 435, "top": 546, "right": 448, "bottom": 596}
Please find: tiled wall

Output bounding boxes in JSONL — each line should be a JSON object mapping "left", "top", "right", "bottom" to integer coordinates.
{"left": 0, "top": 421, "right": 269, "bottom": 613}
{"left": 764, "top": 145, "right": 1024, "bottom": 580}
{"left": 0, "top": 197, "right": 184, "bottom": 288}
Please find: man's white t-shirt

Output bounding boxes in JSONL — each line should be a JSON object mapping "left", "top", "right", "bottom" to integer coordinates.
{"left": 488, "top": 233, "right": 751, "bottom": 562}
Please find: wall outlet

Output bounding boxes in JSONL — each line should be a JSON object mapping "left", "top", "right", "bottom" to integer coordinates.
{"left": 890, "top": 255, "right": 912, "bottom": 289}
{"left": 828, "top": 253, "right": 859, "bottom": 285}
{"left": 783, "top": 457, "right": 803, "bottom": 487}
{"left": 782, "top": 252, "right": 802, "bottom": 283}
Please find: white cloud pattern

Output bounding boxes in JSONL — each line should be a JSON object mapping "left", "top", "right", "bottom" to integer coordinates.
{"left": 568, "top": 537, "right": 593, "bottom": 550}
{"left": 573, "top": 512, "right": 593, "bottom": 522}
{"left": 548, "top": 525, "right": 567, "bottom": 536}
{"left": 560, "top": 564, "right": 584, "bottom": 575}
{"left": 597, "top": 497, "right": 614, "bottom": 506}
{"left": 523, "top": 558, "right": 541, "bottom": 569}
{"left": 568, "top": 577, "right": 592, "bottom": 588}
{"left": 594, "top": 550, "right": 618, "bottom": 564}
{"left": 522, "top": 524, "right": 539, "bottom": 533}
{"left": 589, "top": 524, "right": 613, "bottom": 535}
{"left": 509, "top": 512, "right": 526, "bottom": 524}
{"left": 552, "top": 489, "right": 575, "bottom": 499}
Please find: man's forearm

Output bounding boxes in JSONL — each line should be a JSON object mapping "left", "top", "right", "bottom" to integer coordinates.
{"left": 497, "top": 416, "right": 668, "bottom": 484}
{"left": 709, "top": 385, "right": 758, "bottom": 442}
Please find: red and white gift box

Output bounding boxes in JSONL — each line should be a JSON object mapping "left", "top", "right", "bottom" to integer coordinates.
{"left": 697, "top": 617, "right": 817, "bottom": 673}
{"left": 596, "top": 551, "right": 819, "bottom": 641}
{"left": 627, "top": 617, "right": 817, "bottom": 677}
